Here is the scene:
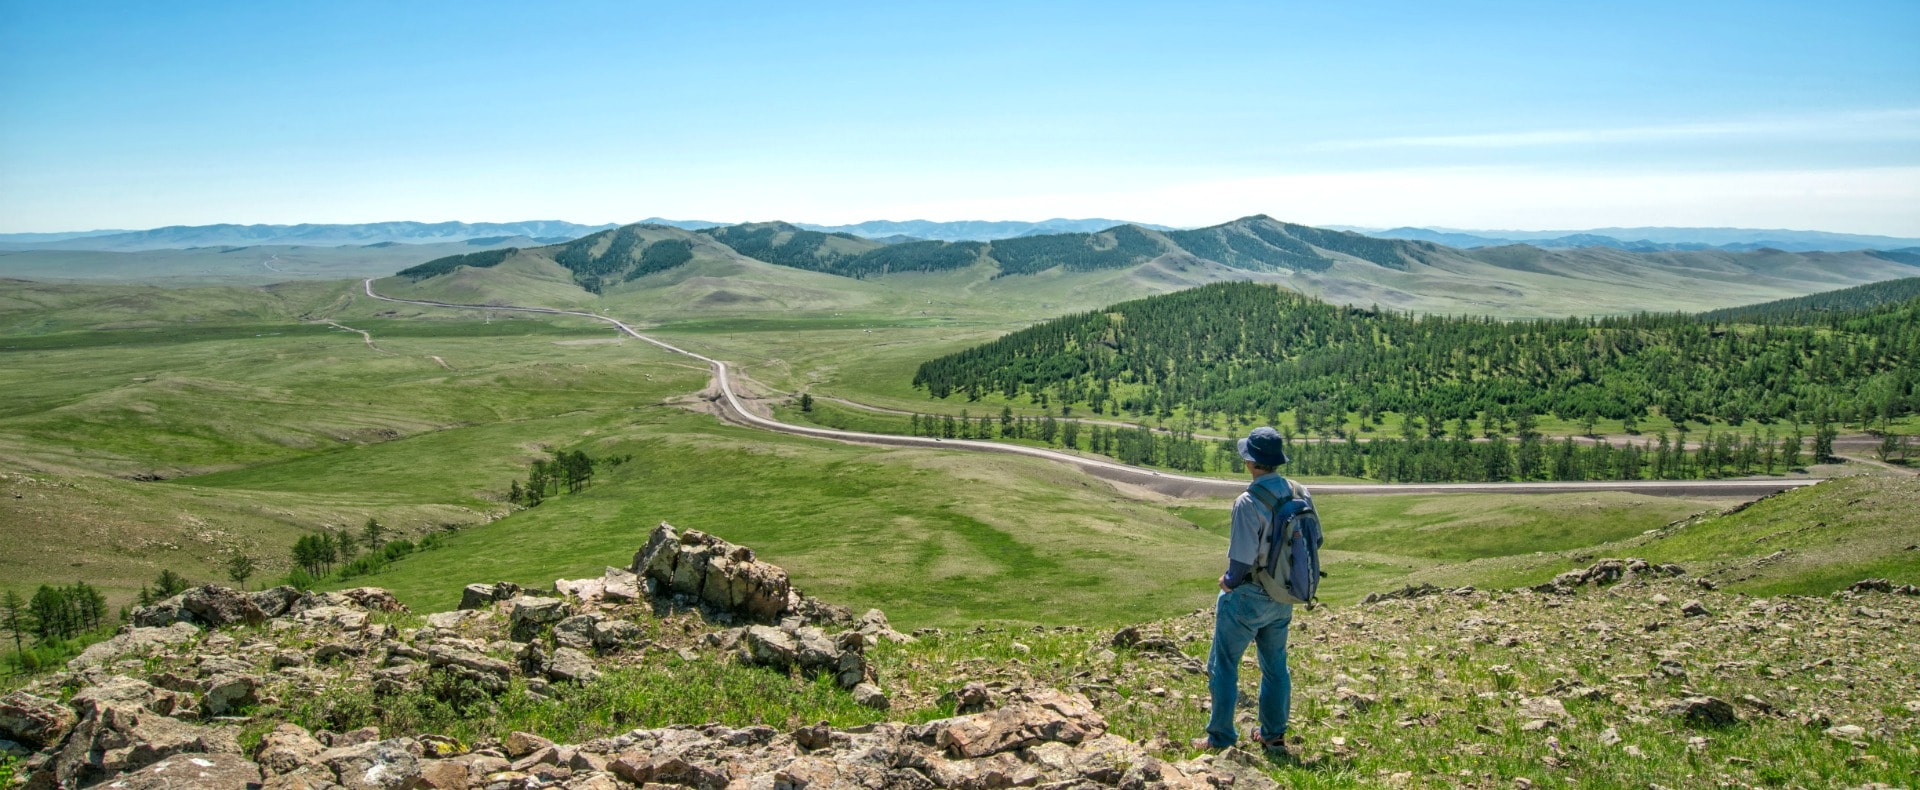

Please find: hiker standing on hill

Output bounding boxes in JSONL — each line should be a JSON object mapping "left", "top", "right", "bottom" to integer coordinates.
{"left": 1193, "top": 426, "right": 1321, "bottom": 753}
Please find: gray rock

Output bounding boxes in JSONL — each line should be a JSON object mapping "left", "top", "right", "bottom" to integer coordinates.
{"left": 506, "top": 596, "right": 568, "bottom": 642}
{"left": 852, "top": 682, "right": 890, "bottom": 710}
{"left": 926, "top": 689, "right": 1107, "bottom": 758}
{"left": 320, "top": 737, "right": 422, "bottom": 790}
{"left": 107, "top": 751, "right": 263, "bottom": 790}
{"left": 601, "top": 566, "right": 641, "bottom": 603}
{"left": 592, "top": 618, "right": 646, "bottom": 650}
{"left": 180, "top": 584, "right": 269, "bottom": 627}
{"left": 742, "top": 626, "right": 798, "bottom": 666}
{"left": 552, "top": 614, "right": 602, "bottom": 651}
{"left": 547, "top": 647, "right": 601, "bottom": 684}
{"left": 56, "top": 698, "right": 240, "bottom": 787}
{"left": 254, "top": 723, "right": 327, "bottom": 777}
{"left": 203, "top": 674, "right": 260, "bottom": 716}
{"left": 459, "top": 583, "right": 495, "bottom": 611}
{"left": 251, "top": 585, "right": 302, "bottom": 618}
{"left": 0, "top": 691, "right": 77, "bottom": 749}
{"left": 632, "top": 522, "right": 791, "bottom": 623}
{"left": 1665, "top": 696, "right": 1739, "bottom": 727}
{"left": 1680, "top": 599, "right": 1712, "bottom": 617}
{"left": 68, "top": 622, "right": 201, "bottom": 670}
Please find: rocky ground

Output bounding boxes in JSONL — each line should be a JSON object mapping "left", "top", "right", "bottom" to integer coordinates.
{"left": 1, "top": 523, "right": 1915, "bottom": 789}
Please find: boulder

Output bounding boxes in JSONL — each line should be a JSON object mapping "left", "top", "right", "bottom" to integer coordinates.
{"left": 130, "top": 595, "right": 190, "bottom": 628}
{"left": 1680, "top": 599, "right": 1712, "bottom": 617}
{"left": 632, "top": 523, "right": 791, "bottom": 623}
{"left": 742, "top": 626, "right": 798, "bottom": 666}
{"left": 504, "top": 731, "right": 553, "bottom": 759}
{"left": 320, "top": 737, "right": 423, "bottom": 790}
{"left": 592, "top": 618, "right": 646, "bottom": 650}
{"left": 458, "top": 584, "right": 496, "bottom": 611}
{"left": 179, "top": 584, "right": 269, "bottom": 627}
{"left": 507, "top": 596, "right": 568, "bottom": 641}
{"left": 255, "top": 723, "right": 327, "bottom": 777}
{"left": 852, "top": 682, "right": 890, "bottom": 710}
{"left": 552, "top": 614, "right": 602, "bottom": 651}
{"left": 56, "top": 699, "right": 240, "bottom": 787}
{"left": 106, "top": 752, "right": 262, "bottom": 790}
{"left": 601, "top": 567, "right": 641, "bottom": 603}
{"left": 546, "top": 647, "right": 601, "bottom": 684}
{"left": 927, "top": 689, "right": 1106, "bottom": 758}
{"left": 0, "top": 691, "right": 77, "bottom": 749}
{"left": 71, "top": 676, "right": 194, "bottom": 717}
{"left": 336, "top": 587, "right": 408, "bottom": 613}
{"left": 1665, "top": 696, "right": 1739, "bottom": 727}
{"left": 202, "top": 673, "right": 260, "bottom": 716}
{"left": 68, "top": 622, "right": 200, "bottom": 670}
{"left": 250, "top": 585, "right": 303, "bottom": 618}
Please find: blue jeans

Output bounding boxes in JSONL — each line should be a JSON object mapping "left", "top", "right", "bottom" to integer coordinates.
{"left": 1205, "top": 584, "right": 1293, "bottom": 747}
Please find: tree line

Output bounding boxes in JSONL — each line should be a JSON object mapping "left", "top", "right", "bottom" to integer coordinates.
{"left": 913, "top": 281, "right": 1920, "bottom": 431}
{"left": 508, "top": 449, "right": 616, "bottom": 507}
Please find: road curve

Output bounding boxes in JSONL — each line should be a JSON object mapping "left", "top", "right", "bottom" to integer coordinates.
{"left": 359, "top": 279, "right": 1822, "bottom": 499}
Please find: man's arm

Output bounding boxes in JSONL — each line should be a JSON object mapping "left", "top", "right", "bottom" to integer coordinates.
{"left": 1220, "top": 493, "right": 1261, "bottom": 591}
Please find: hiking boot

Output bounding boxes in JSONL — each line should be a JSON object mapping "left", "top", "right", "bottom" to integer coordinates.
{"left": 1250, "top": 727, "right": 1289, "bottom": 754}
{"left": 1189, "top": 735, "right": 1226, "bottom": 751}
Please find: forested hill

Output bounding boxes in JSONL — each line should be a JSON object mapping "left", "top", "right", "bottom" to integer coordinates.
{"left": 1696, "top": 276, "right": 1920, "bottom": 324}
{"left": 912, "top": 281, "right": 1920, "bottom": 428}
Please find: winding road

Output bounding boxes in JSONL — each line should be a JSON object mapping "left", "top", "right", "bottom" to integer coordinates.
{"left": 360, "top": 279, "right": 1822, "bottom": 499}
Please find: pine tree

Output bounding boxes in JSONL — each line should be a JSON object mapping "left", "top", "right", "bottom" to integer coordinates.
{"left": 1, "top": 589, "right": 31, "bottom": 653}
{"left": 362, "top": 518, "right": 387, "bottom": 550}
{"left": 226, "top": 554, "right": 256, "bottom": 590}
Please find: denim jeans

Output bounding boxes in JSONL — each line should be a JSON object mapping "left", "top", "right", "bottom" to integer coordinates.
{"left": 1205, "top": 584, "right": 1293, "bottom": 747}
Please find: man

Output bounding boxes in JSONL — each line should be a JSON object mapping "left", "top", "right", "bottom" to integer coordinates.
{"left": 1193, "top": 425, "right": 1301, "bottom": 752}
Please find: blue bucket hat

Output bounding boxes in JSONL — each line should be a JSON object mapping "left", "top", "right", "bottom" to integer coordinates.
{"left": 1237, "top": 426, "right": 1290, "bottom": 467}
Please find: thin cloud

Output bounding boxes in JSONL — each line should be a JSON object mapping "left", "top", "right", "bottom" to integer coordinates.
{"left": 1312, "top": 109, "right": 1920, "bottom": 151}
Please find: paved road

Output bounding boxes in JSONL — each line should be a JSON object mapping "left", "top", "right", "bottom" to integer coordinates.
{"left": 360, "top": 280, "right": 1821, "bottom": 499}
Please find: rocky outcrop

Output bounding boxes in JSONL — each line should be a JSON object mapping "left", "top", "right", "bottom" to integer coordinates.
{"left": 5, "top": 528, "right": 1287, "bottom": 790}
{"left": 631, "top": 522, "right": 793, "bottom": 623}
{"left": 1545, "top": 558, "right": 1686, "bottom": 592}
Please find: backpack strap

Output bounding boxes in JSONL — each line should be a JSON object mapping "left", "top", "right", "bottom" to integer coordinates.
{"left": 1247, "top": 477, "right": 1294, "bottom": 578}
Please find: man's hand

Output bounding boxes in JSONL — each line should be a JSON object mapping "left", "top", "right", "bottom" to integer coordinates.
{"left": 1219, "top": 576, "right": 1233, "bottom": 593}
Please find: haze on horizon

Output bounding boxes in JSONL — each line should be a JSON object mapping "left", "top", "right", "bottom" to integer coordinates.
{"left": 2, "top": 1, "right": 1917, "bottom": 236}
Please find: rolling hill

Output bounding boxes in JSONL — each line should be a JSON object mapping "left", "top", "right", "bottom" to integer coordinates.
{"left": 0, "top": 220, "right": 617, "bottom": 251}
{"left": 386, "top": 215, "right": 1920, "bottom": 319}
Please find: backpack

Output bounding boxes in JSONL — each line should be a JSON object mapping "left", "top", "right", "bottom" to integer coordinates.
{"left": 1247, "top": 476, "right": 1324, "bottom": 607}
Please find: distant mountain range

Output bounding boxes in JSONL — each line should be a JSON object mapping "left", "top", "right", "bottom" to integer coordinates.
{"left": 0, "top": 221, "right": 621, "bottom": 252}
{"left": 1333, "top": 225, "right": 1920, "bottom": 253}
{"left": 6, "top": 218, "right": 1919, "bottom": 254}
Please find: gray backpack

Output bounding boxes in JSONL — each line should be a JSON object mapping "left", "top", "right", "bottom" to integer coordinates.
{"left": 1247, "top": 476, "right": 1324, "bottom": 607}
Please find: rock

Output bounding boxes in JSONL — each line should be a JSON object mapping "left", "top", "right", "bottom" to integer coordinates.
{"left": 505, "top": 731, "right": 554, "bottom": 759}
{"left": 552, "top": 614, "right": 602, "bottom": 651}
{"left": 929, "top": 689, "right": 1106, "bottom": 758}
{"left": 335, "top": 587, "right": 408, "bottom": 613}
{"left": 458, "top": 584, "right": 495, "bottom": 611}
{"left": 546, "top": 647, "right": 601, "bottom": 684}
{"left": 72, "top": 676, "right": 194, "bottom": 717}
{"left": 425, "top": 610, "right": 485, "bottom": 630}
{"left": 554, "top": 576, "right": 606, "bottom": 602}
{"left": 852, "top": 682, "right": 890, "bottom": 710}
{"left": 179, "top": 584, "right": 269, "bottom": 627}
{"left": 743, "top": 625, "right": 799, "bottom": 666}
{"left": 1519, "top": 696, "right": 1569, "bottom": 722}
{"left": 250, "top": 585, "right": 302, "bottom": 618}
{"left": 792, "top": 721, "right": 833, "bottom": 751}
{"left": 1360, "top": 583, "right": 1444, "bottom": 604}
{"left": 107, "top": 752, "right": 263, "bottom": 789}
{"left": 202, "top": 674, "right": 260, "bottom": 716}
{"left": 56, "top": 698, "right": 240, "bottom": 786}
{"left": 414, "top": 759, "right": 471, "bottom": 789}
{"left": 953, "top": 682, "right": 998, "bottom": 714}
{"left": 592, "top": 618, "right": 646, "bottom": 650}
{"left": 1825, "top": 724, "right": 1867, "bottom": 740}
{"left": 507, "top": 596, "right": 568, "bottom": 641}
{"left": 0, "top": 691, "right": 77, "bottom": 750}
{"left": 1665, "top": 696, "right": 1739, "bottom": 727}
{"left": 67, "top": 621, "right": 200, "bottom": 669}
{"left": 294, "top": 606, "right": 370, "bottom": 632}
{"left": 601, "top": 567, "right": 641, "bottom": 603}
{"left": 255, "top": 723, "right": 327, "bottom": 776}
{"left": 632, "top": 522, "right": 792, "bottom": 623}
{"left": 1680, "top": 599, "right": 1712, "bottom": 617}
{"left": 321, "top": 737, "right": 422, "bottom": 790}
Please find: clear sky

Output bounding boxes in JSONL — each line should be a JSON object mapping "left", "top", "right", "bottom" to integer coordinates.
{"left": 3, "top": 1, "right": 1917, "bottom": 234}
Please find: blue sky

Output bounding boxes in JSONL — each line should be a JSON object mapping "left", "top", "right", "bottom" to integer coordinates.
{"left": 2, "top": 1, "right": 1917, "bottom": 233}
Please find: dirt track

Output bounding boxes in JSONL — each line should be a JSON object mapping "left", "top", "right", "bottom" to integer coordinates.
{"left": 359, "top": 280, "right": 1822, "bottom": 500}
